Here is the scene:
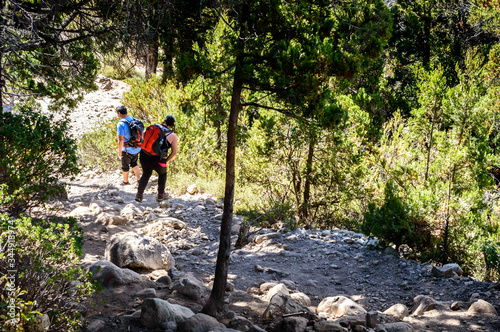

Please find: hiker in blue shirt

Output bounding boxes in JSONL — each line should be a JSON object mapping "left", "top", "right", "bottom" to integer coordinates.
{"left": 116, "top": 105, "right": 141, "bottom": 185}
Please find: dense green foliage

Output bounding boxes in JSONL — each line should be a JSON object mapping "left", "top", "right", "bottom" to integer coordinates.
{"left": 76, "top": 1, "right": 500, "bottom": 282}
{"left": 0, "top": 109, "right": 96, "bottom": 329}
{"left": 4, "top": 2, "right": 499, "bottom": 316}
{"left": 0, "top": 109, "right": 79, "bottom": 214}
{"left": 382, "top": 0, "right": 499, "bottom": 119}
{"left": 363, "top": 181, "right": 423, "bottom": 250}
{"left": 0, "top": 212, "right": 96, "bottom": 331}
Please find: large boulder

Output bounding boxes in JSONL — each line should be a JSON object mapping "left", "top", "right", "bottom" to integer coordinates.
{"left": 228, "top": 316, "right": 254, "bottom": 331}
{"left": 263, "top": 292, "right": 315, "bottom": 320}
{"left": 290, "top": 292, "right": 312, "bottom": 307}
{"left": 431, "top": 264, "right": 463, "bottom": 278}
{"left": 468, "top": 299, "right": 498, "bottom": 317}
{"left": 88, "top": 260, "right": 145, "bottom": 286}
{"left": 141, "top": 298, "right": 194, "bottom": 329}
{"left": 282, "top": 316, "right": 308, "bottom": 332}
{"left": 105, "top": 232, "right": 175, "bottom": 270}
{"left": 173, "top": 274, "right": 207, "bottom": 301}
{"left": 178, "top": 313, "right": 226, "bottom": 332}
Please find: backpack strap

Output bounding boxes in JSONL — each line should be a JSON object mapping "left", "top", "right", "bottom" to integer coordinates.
{"left": 164, "top": 128, "right": 174, "bottom": 142}
{"left": 119, "top": 118, "right": 132, "bottom": 145}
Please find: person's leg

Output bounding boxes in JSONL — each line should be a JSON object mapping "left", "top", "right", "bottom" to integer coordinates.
{"left": 155, "top": 164, "right": 167, "bottom": 201}
{"left": 121, "top": 153, "right": 132, "bottom": 184}
{"left": 137, "top": 161, "right": 153, "bottom": 195}
{"left": 132, "top": 165, "right": 141, "bottom": 182}
{"left": 129, "top": 153, "right": 141, "bottom": 182}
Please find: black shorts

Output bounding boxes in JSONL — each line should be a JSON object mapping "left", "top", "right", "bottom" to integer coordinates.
{"left": 121, "top": 151, "right": 139, "bottom": 171}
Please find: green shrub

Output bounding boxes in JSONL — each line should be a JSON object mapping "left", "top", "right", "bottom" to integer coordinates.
{"left": 362, "top": 181, "right": 437, "bottom": 257}
{"left": 482, "top": 240, "right": 500, "bottom": 281}
{"left": 362, "top": 181, "right": 412, "bottom": 248}
{"left": 0, "top": 108, "right": 79, "bottom": 214}
{"left": 0, "top": 212, "right": 97, "bottom": 331}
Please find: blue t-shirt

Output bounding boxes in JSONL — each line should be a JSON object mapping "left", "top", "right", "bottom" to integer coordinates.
{"left": 117, "top": 116, "right": 141, "bottom": 154}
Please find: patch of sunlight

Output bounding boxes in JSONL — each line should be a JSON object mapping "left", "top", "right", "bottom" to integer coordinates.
{"left": 232, "top": 302, "right": 251, "bottom": 308}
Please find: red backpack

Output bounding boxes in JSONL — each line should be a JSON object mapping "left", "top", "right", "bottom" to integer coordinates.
{"left": 142, "top": 124, "right": 173, "bottom": 159}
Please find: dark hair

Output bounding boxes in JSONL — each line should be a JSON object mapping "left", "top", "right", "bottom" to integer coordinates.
{"left": 165, "top": 115, "right": 175, "bottom": 127}
{"left": 116, "top": 105, "right": 127, "bottom": 114}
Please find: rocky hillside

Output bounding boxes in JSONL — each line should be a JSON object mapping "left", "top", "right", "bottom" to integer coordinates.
{"left": 35, "top": 76, "right": 500, "bottom": 332}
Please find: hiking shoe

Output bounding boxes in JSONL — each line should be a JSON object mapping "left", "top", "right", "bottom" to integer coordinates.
{"left": 135, "top": 193, "right": 143, "bottom": 202}
{"left": 156, "top": 193, "right": 165, "bottom": 202}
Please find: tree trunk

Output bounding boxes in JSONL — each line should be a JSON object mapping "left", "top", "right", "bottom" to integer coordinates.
{"left": 425, "top": 121, "right": 435, "bottom": 181}
{"left": 161, "top": 52, "right": 174, "bottom": 83}
{"left": 422, "top": 8, "right": 431, "bottom": 68}
{"left": 145, "top": 39, "right": 159, "bottom": 81}
{"left": 300, "top": 137, "right": 315, "bottom": 222}
{"left": 442, "top": 165, "right": 457, "bottom": 264}
{"left": 202, "top": 57, "right": 244, "bottom": 317}
{"left": 216, "top": 85, "right": 223, "bottom": 150}
{"left": 0, "top": 13, "right": 4, "bottom": 113}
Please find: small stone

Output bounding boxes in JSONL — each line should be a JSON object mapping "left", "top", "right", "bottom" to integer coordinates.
{"left": 255, "top": 265, "right": 265, "bottom": 272}
{"left": 366, "top": 310, "right": 378, "bottom": 328}
{"left": 450, "top": 302, "right": 461, "bottom": 311}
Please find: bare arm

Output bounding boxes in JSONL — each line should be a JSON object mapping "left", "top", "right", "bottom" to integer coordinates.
{"left": 165, "top": 133, "right": 178, "bottom": 163}
{"left": 118, "top": 135, "right": 124, "bottom": 157}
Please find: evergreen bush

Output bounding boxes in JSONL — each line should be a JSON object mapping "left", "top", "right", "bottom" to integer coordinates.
{"left": 363, "top": 181, "right": 412, "bottom": 248}
{"left": 0, "top": 212, "right": 96, "bottom": 331}
{"left": 0, "top": 108, "right": 79, "bottom": 214}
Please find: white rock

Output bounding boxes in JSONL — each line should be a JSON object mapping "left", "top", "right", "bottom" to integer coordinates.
{"left": 267, "top": 283, "right": 290, "bottom": 301}
{"left": 384, "top": 303, "right": 409, "bottom": 320}
{"left": 104, "top": 232, "right": 175, "bottom": 270}
{"left": 186, "top": 184, "right": 197, "bottom": 195}
{"left": 290, "top": 292, "right": 312, "bottom": 307}
{"left": 120, "top": 203, "right": 143, "bottom": 220}
{"left": 317, "top": 296, "right": 366, "bottom": 317}
{"left": 96, "top": 212, "right": 128, "bottom": 225}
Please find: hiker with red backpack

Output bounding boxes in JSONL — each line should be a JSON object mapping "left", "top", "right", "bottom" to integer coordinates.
{"left": 135, "top": 115, "right": 178, "bottom": 202}
{"left": 116, "top": 105, "right": 143, "bottom": 186}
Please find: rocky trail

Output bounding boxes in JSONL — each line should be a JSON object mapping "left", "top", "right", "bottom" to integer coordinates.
{"left": 37, "top": 76, "right": 500, "bottom": 331}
